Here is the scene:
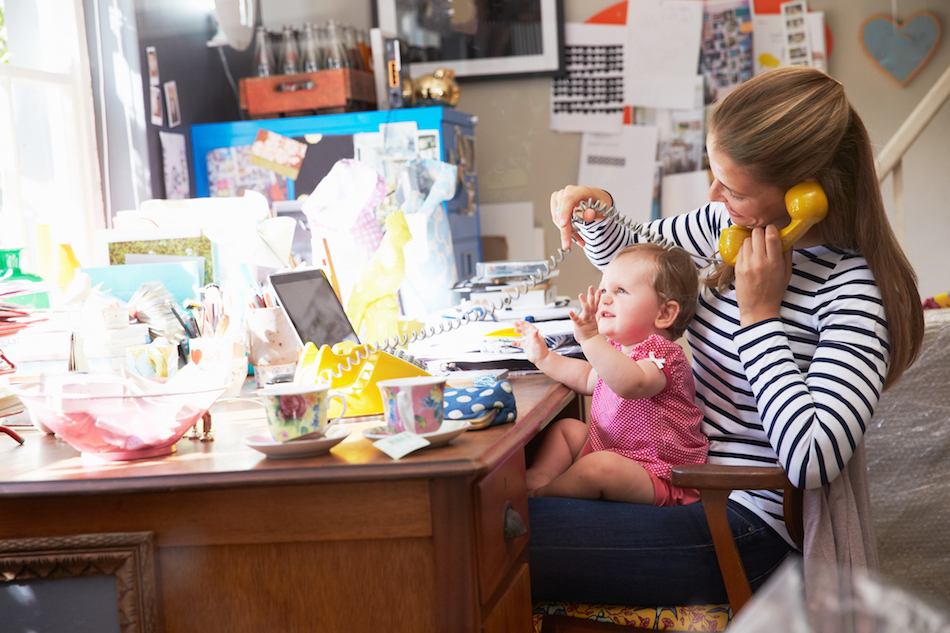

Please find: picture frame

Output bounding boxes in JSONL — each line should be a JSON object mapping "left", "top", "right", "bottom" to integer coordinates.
{"left": 0, "top": 531, "right": 161, "bottom": 633}
{"left": 375, "top": 0, "right": 565, "bottom": 81}
{"left": 94, "top": 226, "right": 214, "bottom": 283}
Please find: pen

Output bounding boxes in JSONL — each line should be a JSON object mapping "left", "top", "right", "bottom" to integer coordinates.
{"left": 166, "top": 300, "right": 196, "bottom": 338}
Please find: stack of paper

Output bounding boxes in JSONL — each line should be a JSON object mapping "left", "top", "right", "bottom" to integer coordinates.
{"left": 0, "top": 274, "right": 49, "bottom": 308}
{"left": 455, "top": 261, "right": 561, "bottom": 311}
{"left": 0, "top": 305, "right": 41, "bottom": 338}
{"left": 0, "top": 309, "right": 148, "bottom": 377}
{"left": 0, "top": 385, "right": 24, "bottom": 418}
{"left": 408, "top": 318, "right": 579, "bottom": 372}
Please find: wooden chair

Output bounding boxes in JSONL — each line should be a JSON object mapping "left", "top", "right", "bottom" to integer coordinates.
{"left": 538, "top": 464, "right": 804, "bottom": 632}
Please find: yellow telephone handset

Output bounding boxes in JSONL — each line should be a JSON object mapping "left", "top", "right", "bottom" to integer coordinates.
{"left": 719, "top": 181, "right": 828, "bottom": 265}
{"left": 294, "top": 341, "right": 430, "bottom": 417}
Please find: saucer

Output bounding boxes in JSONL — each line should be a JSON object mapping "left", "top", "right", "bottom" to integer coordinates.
{"left": 243, "top": 427, "right": 351, "bottom": 459}
{"left": 362, "top": 420, "right": 471, "bottom": 448}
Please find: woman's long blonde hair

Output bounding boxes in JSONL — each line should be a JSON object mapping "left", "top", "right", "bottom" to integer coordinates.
{"left": 705, "top": 66, "right": 922, "bottom": 389}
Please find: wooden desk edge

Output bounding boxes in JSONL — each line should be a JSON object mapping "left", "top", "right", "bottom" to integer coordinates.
{"left": 0, "top": 376, "right": 577, "bottom": 498}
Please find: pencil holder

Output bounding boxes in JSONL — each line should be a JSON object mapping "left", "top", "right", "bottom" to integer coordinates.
{"left": 246, "top": 307, "right": 299, "bottom": 367}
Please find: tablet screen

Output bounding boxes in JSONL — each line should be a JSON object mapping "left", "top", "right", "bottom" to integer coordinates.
{"left": 268, "top": 269, "right": 359, "bottom": 348}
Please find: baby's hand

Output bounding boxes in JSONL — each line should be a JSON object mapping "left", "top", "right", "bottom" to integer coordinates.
{"left": 570, "top": 286, "right": 600, "bottom": 343}
{"left": 512, "top": 321, "right": 549, "bottom": 366}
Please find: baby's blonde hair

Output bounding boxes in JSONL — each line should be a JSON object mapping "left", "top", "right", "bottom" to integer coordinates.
{"left": 612, "top": 243, "right": 699, "bottom": 340}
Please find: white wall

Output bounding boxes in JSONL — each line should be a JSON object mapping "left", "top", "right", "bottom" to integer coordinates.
{"left": 822, "top": 1, "right": 950, "bottom": 300}
{"left": 260, "top": 0, "right": 371, "bottom": 30}
{"left": 264, "top": 0, "right": 950, "bottom": 299}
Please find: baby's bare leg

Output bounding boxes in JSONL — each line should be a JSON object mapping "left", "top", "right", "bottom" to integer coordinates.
{"left": 533, "top": 450, "right": 656, "bottom": 504}
{"left": 525, "top": 418, "right": 589, "bottom": 493}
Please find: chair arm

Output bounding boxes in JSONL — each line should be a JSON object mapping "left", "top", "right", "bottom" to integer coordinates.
{"left": 670, "top": 464, "right": 790, "bottom": 491}
{"left": 670, "top": 463, "right": 803, "bottom": 614}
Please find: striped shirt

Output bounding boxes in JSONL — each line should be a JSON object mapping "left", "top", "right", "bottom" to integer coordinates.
{"left": 578, "top": 202, "right": 889, "bottom": 546}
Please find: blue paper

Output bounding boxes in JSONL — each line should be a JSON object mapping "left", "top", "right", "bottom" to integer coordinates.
{"left": 80, "top": 261, "right": 204, "bottom": 306}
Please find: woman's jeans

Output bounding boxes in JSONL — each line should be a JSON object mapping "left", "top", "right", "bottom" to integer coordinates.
{"left": 528, "top": 496, "right": 797, "bottom": 606}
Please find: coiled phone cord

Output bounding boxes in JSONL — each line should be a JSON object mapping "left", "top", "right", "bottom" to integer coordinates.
{"left": 317, "top": 199, "right": 720, "bottom": 384}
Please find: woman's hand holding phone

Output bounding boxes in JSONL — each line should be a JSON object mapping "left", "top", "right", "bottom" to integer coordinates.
{"left": 734, "top": 225, "right": 793, "bottom": 327}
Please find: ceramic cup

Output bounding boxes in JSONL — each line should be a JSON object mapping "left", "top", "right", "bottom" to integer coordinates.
{"left": 377, "top": 376, "right": 447, "bottom": 435}
{"left": 259, "top": 383, "right": 347, "bottom": 442}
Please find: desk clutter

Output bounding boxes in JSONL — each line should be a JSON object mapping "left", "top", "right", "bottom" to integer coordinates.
{"left": 0, "top": 137, "right": 548, "bottom": 463}
{"left": 0, "top": 259, "right": 530, "bottom": 461}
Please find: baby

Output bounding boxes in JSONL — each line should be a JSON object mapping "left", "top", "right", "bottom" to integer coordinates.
{"left": 515, "top": 243, "right": 707, "bottom": 505}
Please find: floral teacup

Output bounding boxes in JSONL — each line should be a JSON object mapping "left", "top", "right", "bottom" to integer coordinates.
{"left": 259, "top": 383, "right": 347, "bottom": 442}
{"left": 377, "top": 376, "right": 446, "bottom": 434}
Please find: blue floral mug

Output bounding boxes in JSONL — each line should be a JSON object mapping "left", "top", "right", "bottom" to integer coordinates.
{"left": 259, "top": 383, "right": 347, "bottom": 442}
{"left": 376, "top": 376, "right": 446, "bottom": 434}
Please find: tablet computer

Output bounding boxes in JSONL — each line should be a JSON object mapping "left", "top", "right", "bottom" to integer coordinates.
{"left": 267, "top": 268, "right": 359, "bottom": 348}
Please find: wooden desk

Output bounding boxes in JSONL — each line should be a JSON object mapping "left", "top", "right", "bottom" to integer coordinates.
{"left": 0, "top": 374, "right": 577, "bottom": 633}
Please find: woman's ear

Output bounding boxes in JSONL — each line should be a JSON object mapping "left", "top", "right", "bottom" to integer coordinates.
{"left": 655, "top": 300, "right": 680, "bottom": 331}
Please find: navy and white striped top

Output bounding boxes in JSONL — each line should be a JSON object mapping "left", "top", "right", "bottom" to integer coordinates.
{"left": 578, "top": 202, "right": 889, "bottom": 546}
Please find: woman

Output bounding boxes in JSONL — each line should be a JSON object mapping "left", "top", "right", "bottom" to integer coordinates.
{"left": 529, "top": 66, "right": 923, "bottom": 605}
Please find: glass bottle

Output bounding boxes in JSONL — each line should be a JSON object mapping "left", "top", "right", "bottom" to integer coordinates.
{"left": 316, "top": 25, "right": 330, "bottom": 70}
{"left": 252, "top": 26, "right": 276, "bottom": 77}
{"left": 343, "top": 24, "right": 364, "bottom": 71}
{"left": 324, "top": 20, "right": 351, "bottom": 69}
{"left": 357, "top": 29, "right": 373, "bottom": 73}
{"left": 278, "top": 25, "right": 300, "bottom": 75}
{"left": 301, "top": 23, "right": 321, "bottom": 72}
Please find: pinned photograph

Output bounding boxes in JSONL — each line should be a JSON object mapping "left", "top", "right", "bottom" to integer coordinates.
{"left": 249, "top": 129, "right": 308, "bottom": 180}
{"left": 146, "top": 46, "right": 160, "bottom": 86}
{"left": 417, "top": 131, "right": 441, "bottom": 160}
{"left": 164, "top": 80, "right": 181, "bottom": 128}
{"left": 780, "top": 0, "right": 812, "bottom": 67}
{"left": 150, "top": 85, "right": 163, "bottom": 126}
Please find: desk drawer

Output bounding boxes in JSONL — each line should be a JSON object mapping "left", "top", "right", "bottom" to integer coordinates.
{"left": 475, "top": 449, "right": 530, "bottom": 602}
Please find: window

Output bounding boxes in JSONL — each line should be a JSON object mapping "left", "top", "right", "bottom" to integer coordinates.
{"left": 0, "top": 0, "right": 103, "bottom": 278}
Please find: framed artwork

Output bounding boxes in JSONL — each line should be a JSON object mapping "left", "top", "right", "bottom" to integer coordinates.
{"left": 0, "top": 532, "right": 160, "bottom": 633}
{"left": 375, "top": 0, "right": 565, "bottom": 80}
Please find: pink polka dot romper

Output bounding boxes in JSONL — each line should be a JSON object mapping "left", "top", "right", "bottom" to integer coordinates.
{"left": 588, "top": 334, "right": 708, "bottom": 483}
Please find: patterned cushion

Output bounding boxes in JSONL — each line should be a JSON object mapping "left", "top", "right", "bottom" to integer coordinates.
{"left": 532, "top": 601, "right": 731, "bottom": 631}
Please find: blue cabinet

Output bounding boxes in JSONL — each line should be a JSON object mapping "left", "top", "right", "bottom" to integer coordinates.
{"left": 190, "top": 107, "right": 480, "bottom": 279}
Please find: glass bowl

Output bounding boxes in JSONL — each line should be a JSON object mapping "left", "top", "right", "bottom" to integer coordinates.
{"left": 13, "top": 383, "right": 227, "bottom": 460}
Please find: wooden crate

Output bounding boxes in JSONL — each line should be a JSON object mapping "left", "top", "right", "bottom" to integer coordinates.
{"left": 239, "top": 69, "right": 376, "bottom": 117}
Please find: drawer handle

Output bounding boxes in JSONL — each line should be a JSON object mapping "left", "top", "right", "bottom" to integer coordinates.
{"left": 503, "top": 503, "right": 527, "bottom": 540}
